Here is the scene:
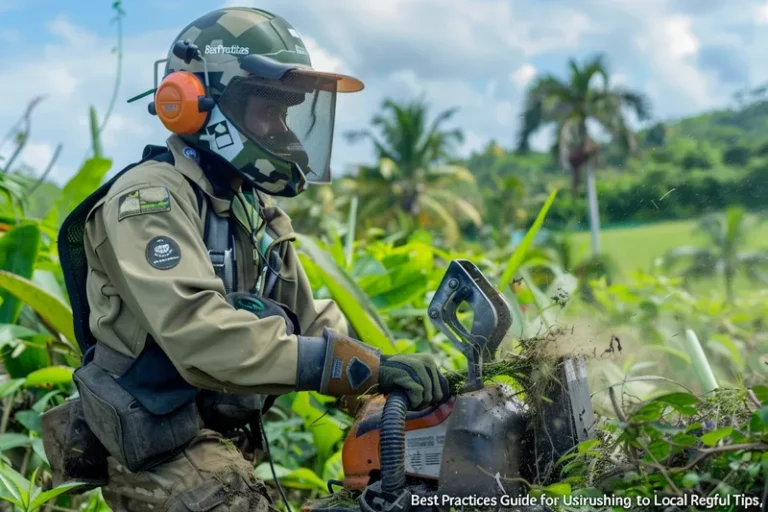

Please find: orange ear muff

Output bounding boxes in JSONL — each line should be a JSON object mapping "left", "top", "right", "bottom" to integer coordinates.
{"left": 153, "top": 71, "right": 211, "bottom": 135}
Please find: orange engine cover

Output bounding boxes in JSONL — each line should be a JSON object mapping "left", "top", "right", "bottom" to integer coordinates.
{"left": 342, "top": 395, "right": 455, "bottom": 491}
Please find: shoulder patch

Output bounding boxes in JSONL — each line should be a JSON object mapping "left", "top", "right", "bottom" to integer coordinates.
{"left": 118, "top": 186, "right": 171, "bottom": 221}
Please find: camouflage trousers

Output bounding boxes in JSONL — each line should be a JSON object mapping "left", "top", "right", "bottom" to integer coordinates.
{"left": 101, "top": 429, "right": 274, "bottom": 512}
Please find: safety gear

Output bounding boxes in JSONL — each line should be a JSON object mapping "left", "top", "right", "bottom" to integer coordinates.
{"left": 48, "top": 134, "right": 351, "bottom": 479}
{"left": 140, "top": 7, "right": 365, "bottom": 197}
{"left": 296, "top": 328, "right": 381, "bottom": 396}
{"left": 378, "top": 353, "right": 450, "bottom": 409}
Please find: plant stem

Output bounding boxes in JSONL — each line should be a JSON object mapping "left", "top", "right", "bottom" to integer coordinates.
{"left": 19, "top": 446, "right": 31, "bottom": 476}
{"left": 683, "top": 329, "right": 718, "bottom": 393}
{"left": 0, "top": 392, "right": 15, "bottom": 433}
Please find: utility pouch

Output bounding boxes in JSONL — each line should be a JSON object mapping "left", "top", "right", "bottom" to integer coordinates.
{"left": 40, "top": 397, "right": 109, "bottom": 491}
{"left": 74, "top": 361, "right": 203, "bottom": 473}
{"left": 197, "top": 391, "right": 265, "bottom": 432}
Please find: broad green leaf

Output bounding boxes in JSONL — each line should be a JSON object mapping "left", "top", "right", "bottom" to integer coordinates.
{"left": 30, "top": 481, "right": 86, "bottom": 508}
{"left": 14, "top": 410, "right": 41, "bottom": 432}
{"left": 44, "top": 157, "right": 111, "bottom": 228}
{"left": 32, "top": 269, "right": 67, "bottom": 303}
{"left": 32, "top": 438, "right": 48, "bottom": 465}
{"left": 0, "top": 325, "right": 47, "bottom": 347}
{"left": 752, "top": 385, "right": 768, "bottom": 405}
{"left": 2, "top": 340, "right": 50, "bottom": 379}
{"left": 0, "top": 433, "right": 32, "bottom": 452}
{"left": 292, "top": 393, "right": 343, "bottom": 474}
{"left": 32, "top": 390, "right": 60, "bottom": 413}
{"left": 0, "top": 378, "right": 24, "bottom": 398}
{"left": 255, "top": 464, "right": 326, "bottom": 491}
{"left": 577, "top": 439, "right": 600, "bottom": 453}
{"left": 24, "top": 366, "right": 74, "bottom": 388}
{"left": 370, "top": 274, "right": 428, "bottom": 311}
{"left": 543, "top": 482, "right": 571, "bottom": 497}
{"left": 700, "top": 427, "right": 733, "bottom": 447}
{"left": 322, "top": 450, "right": 344, "bottom": 482}
{"left": 0, "top": 271, "right": 77, "bottom": 351}
{"left": 0, "top": 471, "right": 24, "bottom": 508}
{"left": 296, "top": 235, "right": 394, "bottom": 353}
{"left": 670, "top": 433, "right": 698, "bottom": 447}
{"left": 643, "top": 392, "right": 699, "bottom": 416}
{"left": 630, "top": 402, "right": 664, "bottom": 423}
{"left": 651, "top": 393, "right": 699, "bottom": 407}
{"left": 0, "top": 463, "right": 29, "bottom": 500}
{"left": 500, "top": 188, "right": 558, "bottom": 288}
{"left": 646, "top": 440, "right": 671, "bottom": 461}
{"left": 749, "top": 406, "right": 768, "bottom": 433}
{"left": 707, "top": 335, "right": 745, "bottom": 368}
{"left": 0, "top": 225, "right": 41, "bottom": 324}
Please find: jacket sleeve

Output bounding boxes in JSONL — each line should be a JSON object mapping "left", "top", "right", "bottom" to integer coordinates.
{"left": 273, "top": 239, "right": 350, "bottom": 339}
{"left": 95, "top": 171, "right": 300, "bottom": 395}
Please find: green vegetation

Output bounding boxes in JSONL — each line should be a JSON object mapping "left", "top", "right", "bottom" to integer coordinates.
{"left": 0, "top": 5, "right": 765, "bottom": 511}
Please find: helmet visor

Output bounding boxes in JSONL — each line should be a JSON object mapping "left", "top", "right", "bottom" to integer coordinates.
{"left": 217, "top": 72, "right": 336, "bottom": 184}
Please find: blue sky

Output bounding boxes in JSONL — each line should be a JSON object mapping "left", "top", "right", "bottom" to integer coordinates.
{"left": 1, "top": 0, "right": 767, "bottom": 185}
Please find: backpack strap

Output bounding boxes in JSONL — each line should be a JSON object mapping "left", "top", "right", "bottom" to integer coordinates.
{"left": 204, "top": 202, "right": 237, "bottom": 295}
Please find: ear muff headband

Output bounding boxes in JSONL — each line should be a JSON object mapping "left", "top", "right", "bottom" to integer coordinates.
{"left": 153, "top": 71, "right": 210, "bottom": 135}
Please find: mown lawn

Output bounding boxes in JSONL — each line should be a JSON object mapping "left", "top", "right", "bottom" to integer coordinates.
{"left": 570, "top": 216, "right": 768, "bottom": 295}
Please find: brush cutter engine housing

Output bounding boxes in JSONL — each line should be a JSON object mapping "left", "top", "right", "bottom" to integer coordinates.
{"left": 303, "top": 260, "right": 595, "bottom": 512}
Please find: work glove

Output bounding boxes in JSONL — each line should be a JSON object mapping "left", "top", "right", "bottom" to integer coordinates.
{"left": 296, "top": 328, "right": 450, "bottom": 410}
{"left": 378, "top": 353, "right": 450, "bottom": 409}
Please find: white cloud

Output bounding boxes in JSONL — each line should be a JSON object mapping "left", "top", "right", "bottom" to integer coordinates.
{"left": 302, "top": 36, "right": 352, "bottom": 75}
{"left": 511, "top": 64, "right": 536, "bottom": 87}
{"left": 0, "top": 0, "right": 19, "bottom": 13}
{"left": 3, "top": 0, "right": 767, "bottom": 186}
{"left": 1, "top": 29, "right": 19, "bottom": 42}
{"left": 0, "top": 17, "right": 176, "bottom": 185}
{"left": 757, "top": 2, "right": 768, "bottom": 23}
{"left": 633, "top": 14, "right": 719, "bottom": 114}
{"left": 19, "top": 142, "right": 55, "bottom": 172}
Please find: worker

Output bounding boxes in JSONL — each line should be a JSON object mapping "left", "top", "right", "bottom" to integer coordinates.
{"left": 50, "top": 7, "right": 448, "bottom": 511}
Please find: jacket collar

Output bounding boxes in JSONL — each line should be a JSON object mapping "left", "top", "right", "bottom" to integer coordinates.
{"left": 166, "top": 135, "right": 233, "bottom": 216}
{"left": 165, "top": 135, "right": 296, "bottom": 240}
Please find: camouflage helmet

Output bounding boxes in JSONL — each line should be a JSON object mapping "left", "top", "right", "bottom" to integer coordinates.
{"left": 159, "top": 7, "right": 364, "bottom": 197}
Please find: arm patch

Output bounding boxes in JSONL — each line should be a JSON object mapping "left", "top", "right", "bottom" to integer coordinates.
{"left": 117, "top": 186, "right": 171, "bottom": 221}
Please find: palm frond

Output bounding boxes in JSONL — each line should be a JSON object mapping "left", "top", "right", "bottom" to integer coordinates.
{"left": 417, "top": 194, "right": 460, "bottom": 243}
{"left": 574, "top": 53, "right": 609, "bottom": 96}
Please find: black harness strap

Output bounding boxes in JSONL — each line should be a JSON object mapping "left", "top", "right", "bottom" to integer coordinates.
{"left": 204, "top": 205, "right": 237, "bottom": 295}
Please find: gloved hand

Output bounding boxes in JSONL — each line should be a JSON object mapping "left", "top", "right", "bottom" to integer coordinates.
{"left": 378, "top": 353, "right": 450, "bottom": 409}
{"left": 296, "top": 328, "right": 450, "bottom": 410}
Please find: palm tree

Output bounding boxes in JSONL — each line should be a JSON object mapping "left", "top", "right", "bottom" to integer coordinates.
{"left": 344, "top": 97, "right": 482, "bottom": 244}
{"left": 662, "top": 207, "right": 768, "bottom": 303}
{"left": 516, "top": 54, "right": 652, "bottom": 256}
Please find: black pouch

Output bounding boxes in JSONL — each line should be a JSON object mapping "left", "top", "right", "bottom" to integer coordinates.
{"left": 74, "top": 361, "right": 203, "bottom": 473}
{"left": 197, "top": 391, "right": 265, "bottom": 432}
{"left": 40, "top": 398, "right": 109, "bottom": 491}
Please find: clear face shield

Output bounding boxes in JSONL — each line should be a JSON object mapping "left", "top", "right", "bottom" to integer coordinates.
{"left": 217, "top": 71, "right": 337, "bottom": 185}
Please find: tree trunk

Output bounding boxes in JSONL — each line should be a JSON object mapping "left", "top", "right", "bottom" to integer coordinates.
{"left": 571, "top": 166, "right": 582, "bottom": 195}
{"left": 586, "top": 163, "right": 601, "bottom": 256}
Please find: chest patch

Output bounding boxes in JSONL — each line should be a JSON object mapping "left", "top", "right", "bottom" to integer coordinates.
{"left": 146, "top": 236, "right": 181, "bottom": 270}
{"left": 118, "top": 186, "right": 171, "bottom": 221}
